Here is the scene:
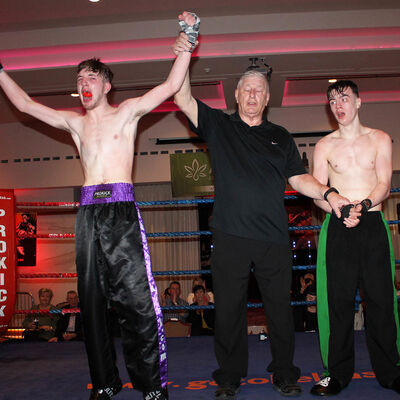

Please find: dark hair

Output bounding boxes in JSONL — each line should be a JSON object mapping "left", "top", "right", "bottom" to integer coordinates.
{"left": 193, "top": 284, "right": 205, "bottom": 294}
{"left": 327, "top": 80, "right": 359, "bottom": 100}
{"left": 77, "top": 58, "right": 114, "bottom": 83}
{"left": 170, "top": 281, "right": 181, "bottom": 288}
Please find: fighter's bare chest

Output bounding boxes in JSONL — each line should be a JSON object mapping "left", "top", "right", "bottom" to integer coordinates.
{"left": 328, "top": 141, "right": 376, "bottom": 173}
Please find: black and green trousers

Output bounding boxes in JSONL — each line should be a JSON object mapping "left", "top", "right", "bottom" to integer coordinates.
{"left": 316, "top": 211, "right": 400, "bottom": 388}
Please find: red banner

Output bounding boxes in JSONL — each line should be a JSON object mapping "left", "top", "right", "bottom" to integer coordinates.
{"left": 0, "top": 189, "right": 16, "bottom": 333}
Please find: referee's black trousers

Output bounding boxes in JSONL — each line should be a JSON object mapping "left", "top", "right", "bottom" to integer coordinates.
{"left": 211, "top": 228, "right": 301, "bottom": 386}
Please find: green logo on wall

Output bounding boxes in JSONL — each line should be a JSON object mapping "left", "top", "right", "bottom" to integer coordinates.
{"left": 170, "top": 153, "right": 214, "bottom": 197}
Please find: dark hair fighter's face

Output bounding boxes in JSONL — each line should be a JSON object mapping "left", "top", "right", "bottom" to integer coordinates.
{"left": 328, "top": 87, "right": 361, "bottom": 126}
{"left": 77, "top": 68, "right": 110, "bottom": 110}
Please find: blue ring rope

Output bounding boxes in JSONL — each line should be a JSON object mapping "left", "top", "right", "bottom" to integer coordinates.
{"left": 136, "top": 188, "right": 400, "bottom": 207}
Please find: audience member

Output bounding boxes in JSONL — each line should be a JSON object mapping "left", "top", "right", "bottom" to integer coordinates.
{"left": 304, "top": 284, "right": 318, "bottom": 331}
{"left": 187, "top": 277, "right": 214, "bottom": 304}
{"left": 293, "top": 274, "right": 317, "bottom": 332}
{"left": 293, "top": 272, "right": 315, "bottom": 301}
{"left": 22, "top": 288, "right": 59, "bottom": 341}
{"left": 160, "top": 287, "right": 171, "bottom": 306}
{"left": 163, "top": 281, "right": 189, "bottom": 322}
{"left": 188, "top": 285, "right": 215, "bottom": 336}
{"left": 294, "top": 283, "right": 318, "bottom": 332}
{"left": 49, "top": 290, "right": 83, "bottom": 342}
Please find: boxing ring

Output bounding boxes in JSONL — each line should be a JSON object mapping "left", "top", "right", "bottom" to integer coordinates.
{"left": 1, "top": 191, "right": 400, "bottom": 399}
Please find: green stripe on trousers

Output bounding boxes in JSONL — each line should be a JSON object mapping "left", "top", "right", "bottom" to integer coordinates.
{"left": 316, "top": 214, "right": 331, "bottom": 375}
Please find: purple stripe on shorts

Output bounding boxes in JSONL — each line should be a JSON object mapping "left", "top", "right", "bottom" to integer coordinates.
{"left": 80, "top": 183, "right": 134, "bottom": 206}
{"left": 134, "top": 201, "right": 168, "bottom": 387}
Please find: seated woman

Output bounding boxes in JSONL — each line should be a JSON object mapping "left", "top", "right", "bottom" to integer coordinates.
{"left": 187, "top": 285, "right": 215, "bottom": 336}
{"left": 186, "top": 277, "right": 214, "bottom": 304}
{"left": 22, "top": 288, "right": 59, "bottom": 341}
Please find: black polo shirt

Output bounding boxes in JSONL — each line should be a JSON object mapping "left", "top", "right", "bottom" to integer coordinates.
{"left": 188, "top": 99, "right": 306, "bottom": 244}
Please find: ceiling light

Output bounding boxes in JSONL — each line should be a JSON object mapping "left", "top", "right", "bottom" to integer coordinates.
{"left": 328, "top": 79, "right": 337, "bottom": 83}
{"left": 70, "top": 93, "right": 79, "bottom": 97}
{"left": 89, "top": 0, "right": 100, "bottom": 2}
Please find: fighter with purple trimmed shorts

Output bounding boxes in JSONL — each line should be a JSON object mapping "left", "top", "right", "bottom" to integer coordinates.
{"left": 76, "top": 183, "right": 167, "bottom": 399}
{"left": 0, "top": 11, "right": 199, "bottom": 400}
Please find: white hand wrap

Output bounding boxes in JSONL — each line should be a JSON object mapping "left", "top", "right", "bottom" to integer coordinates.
{"left": 178, "top": 12, "right": 200, "bottom": 52}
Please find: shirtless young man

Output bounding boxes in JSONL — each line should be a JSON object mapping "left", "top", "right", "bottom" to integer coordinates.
{"left": 311, "top": 80, "right": 400, "bottom": 396}
{"left": 0, "top": 11, "right": 199, "bottom": 400}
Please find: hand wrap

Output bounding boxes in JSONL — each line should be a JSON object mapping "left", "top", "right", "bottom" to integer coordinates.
{"left": 178, "top": 12, "right": 200, "bottom": 52}
{"left": 358, "top": 198, "right": 372, "bottom": 214}
{"left": 339, "top": 204, "right": 354, "bottom": 222}
{"left": 323, "top": 187, "right": 339, "bottom": 202}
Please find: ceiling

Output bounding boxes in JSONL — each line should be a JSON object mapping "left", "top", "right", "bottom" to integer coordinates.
{"left": 0, "top": 0, "right": 399, "bottom": 124}
{"left": 1, "top": 0, "right": 399, "bottom": 31}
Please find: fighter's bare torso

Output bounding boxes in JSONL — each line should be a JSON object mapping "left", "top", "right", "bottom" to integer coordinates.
{"left": 68, "top": 104, "right": 138, "bottom": 187}
{"left": 317, "top": 127, "right": 388, "bottom": 210}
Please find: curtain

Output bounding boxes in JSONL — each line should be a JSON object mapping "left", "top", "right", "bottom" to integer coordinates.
{"left": 134, "top": 183, "right": 200, "bottom": 300}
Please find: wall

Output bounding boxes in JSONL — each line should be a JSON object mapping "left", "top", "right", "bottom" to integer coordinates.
{"left": 1, "top": 102, "right": 399, "bottom": 188}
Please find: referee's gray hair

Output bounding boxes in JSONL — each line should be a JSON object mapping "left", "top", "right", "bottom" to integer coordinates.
{"left": 237, "top": 70, "right": 269, "bottom": 90}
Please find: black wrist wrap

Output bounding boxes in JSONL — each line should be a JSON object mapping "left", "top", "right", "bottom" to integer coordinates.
{"left": 323, "top": 187, "right": 339, "bottom": 202}
{"left": 359, "top": 198, "right": 372, "bottom": 214}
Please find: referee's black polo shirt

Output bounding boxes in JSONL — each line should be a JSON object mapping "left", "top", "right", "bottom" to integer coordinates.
{"left": 188, "top": 99, "right": 306, "bottom": 245}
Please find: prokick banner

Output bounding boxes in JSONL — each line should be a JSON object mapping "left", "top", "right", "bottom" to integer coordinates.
{"left": 0, "top": 189, "right": 16, "bottom": 333}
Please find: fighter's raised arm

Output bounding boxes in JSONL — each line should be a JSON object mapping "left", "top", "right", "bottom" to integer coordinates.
{"left": 0, "top": 62, "right": 78, "bottom": 132}
{"left": 173, "top": 29, "right": 199, "bottom": 127}
{"left": 119, "top": 11, "right": 199, "bottom": 124}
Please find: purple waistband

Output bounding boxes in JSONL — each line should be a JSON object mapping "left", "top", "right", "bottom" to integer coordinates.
{"left": 80, "top": 183, "right": 134, "bottom": 206}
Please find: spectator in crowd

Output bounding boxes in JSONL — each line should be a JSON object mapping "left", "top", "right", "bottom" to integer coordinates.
{"left": 22, "top": 288, "right": 59, "bottom": 341}
{"left": 292, "top": 272, "right": 315, "bottom": 301}
{"left": 188, "top": 285, "right": 215, "bottom": 336}
{"left": 293, "top": 272, "right": 316, "bottom": 331}
{"left": 295, "top": 284, "right": 318, "bottom": 332}
{"left": 187, "top": 276, "right": 214, "bottom": 304}
{"left": 163, "top": 281, "right": 189, "bottom": 322}
{"left": 49, "top": 290, "right": 83, "bottom": 342}
{"left": 160, "top": 287, "right": 171, "bottom": 306}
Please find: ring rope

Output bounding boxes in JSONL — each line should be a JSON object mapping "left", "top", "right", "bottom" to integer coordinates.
{"left": 31, "top": 220, "right": 400, "bottom": 240}
{"left": 15, "top": 188, "right": 400, "bottom": 209}
{"left": 15, "top": 301, "right": 318, "bottom": 315}
{"left": 16, "top": 260, "right": 400, "bottom": 280}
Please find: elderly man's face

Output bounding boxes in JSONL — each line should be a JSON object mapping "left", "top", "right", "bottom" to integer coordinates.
{"left": 235, "top": 75, "right": 269, "bottom": 120}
